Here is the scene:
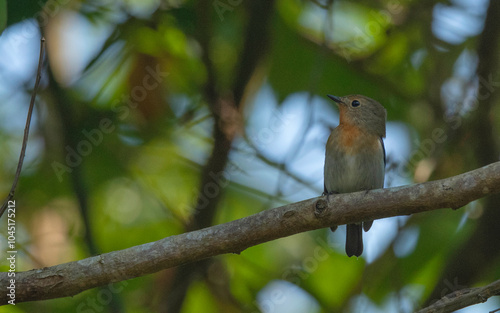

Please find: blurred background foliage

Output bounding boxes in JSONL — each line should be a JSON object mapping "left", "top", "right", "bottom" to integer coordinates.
{"left": 0, "top": 0, "right": 499, "bottom": 312}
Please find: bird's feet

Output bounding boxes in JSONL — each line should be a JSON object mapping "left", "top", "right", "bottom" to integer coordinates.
{"left": 322, "top": 190, "right": 339, "bottom": 197}
{"left": 323, "top": 190, "right": 339, "bottom": 232}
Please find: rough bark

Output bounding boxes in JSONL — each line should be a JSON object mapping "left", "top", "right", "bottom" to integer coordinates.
{"left": 2, "top": 161, "right": 500, "bottom": 304}
{"left": 417, "top": 279, "right": 500, "bottom": 313}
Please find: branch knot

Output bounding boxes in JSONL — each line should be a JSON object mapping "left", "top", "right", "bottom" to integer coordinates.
{"left": 314, "top": 199, "right": 327, "bottom": 218}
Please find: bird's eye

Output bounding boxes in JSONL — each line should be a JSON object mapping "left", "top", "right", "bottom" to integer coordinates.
{"left": 351, "top": 100, "right": 360, "bottom": 107}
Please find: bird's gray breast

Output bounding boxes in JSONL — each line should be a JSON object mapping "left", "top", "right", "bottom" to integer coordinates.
{"left": 324, "top": 140, "right": 384, "bottom": 193}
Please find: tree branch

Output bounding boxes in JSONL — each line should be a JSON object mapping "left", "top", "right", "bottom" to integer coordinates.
{"left": 3, "top": 161, "right": 500, "bottom": 304}
{"left": 416, "top": 278, "right": 500, "bottom": 313}
{"left": 0, "top": 37, "right": 45, "bottom": 218}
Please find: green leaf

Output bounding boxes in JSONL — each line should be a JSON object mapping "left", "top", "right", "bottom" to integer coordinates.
{"left": 0, "top": 0, "right": 6, "bottom": 34}
{"left": 7, "top": 0, "right": 48, "bottom": 27}
{"left": 268, "top": 15, "right": 400, "bottom": 105}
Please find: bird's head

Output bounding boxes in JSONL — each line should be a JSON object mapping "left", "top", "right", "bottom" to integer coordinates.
{"left": 327, "top": 94, "right": 387, "bottom": 138}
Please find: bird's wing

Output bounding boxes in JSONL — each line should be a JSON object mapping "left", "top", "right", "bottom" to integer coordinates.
{"left": 380, "top": 137, "right": 386, "bottom": 167}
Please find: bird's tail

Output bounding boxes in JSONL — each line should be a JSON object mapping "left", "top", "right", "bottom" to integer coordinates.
{"left": 346, "top": 224, "right": 363, "bottom": 257}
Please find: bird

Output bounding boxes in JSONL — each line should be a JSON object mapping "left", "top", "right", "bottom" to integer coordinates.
{"left": 324, "top": 94, "right": 386, "bottom": 257}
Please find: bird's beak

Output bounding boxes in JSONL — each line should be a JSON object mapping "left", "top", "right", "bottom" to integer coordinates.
{"left": 327, "top": 95, "right": 342, "bottom": 104}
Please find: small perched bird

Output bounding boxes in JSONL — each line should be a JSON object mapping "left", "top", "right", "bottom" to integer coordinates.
{"left": 324, "top": 94, "right": 386, "bottom": 257}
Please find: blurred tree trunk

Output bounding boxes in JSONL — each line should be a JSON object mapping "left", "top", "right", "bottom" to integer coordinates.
{"left": 158, "top": 1, "right": 275, "bottom": 312}
{"left": 425, "top": 0, "right": 500, "bottom": 304}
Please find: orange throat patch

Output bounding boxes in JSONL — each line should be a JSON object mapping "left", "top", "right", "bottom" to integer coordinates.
{"left": 334, "top": 123, "right": 380, "bottom": 155}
